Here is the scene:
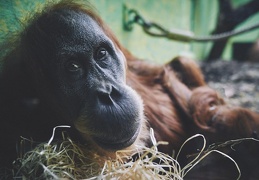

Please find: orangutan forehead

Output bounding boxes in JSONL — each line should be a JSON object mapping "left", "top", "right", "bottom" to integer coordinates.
{"left": 33, "top": 8, "right": 110, "bottom": 54}
{"left": 44, "top": 9, "right": 104, "bottom": 39}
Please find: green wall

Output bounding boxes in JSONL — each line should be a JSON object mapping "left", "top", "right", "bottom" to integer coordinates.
{"left": 89, "top": 0, "right": 259, "bottom": 62}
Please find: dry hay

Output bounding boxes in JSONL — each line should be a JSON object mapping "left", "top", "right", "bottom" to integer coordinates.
{"left": 11, "top": 126, "right": 259, "bottom": 180}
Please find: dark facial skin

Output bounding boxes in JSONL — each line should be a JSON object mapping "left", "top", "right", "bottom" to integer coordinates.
{"left": 23, "top": 9, "right": 144, "bottom": 150}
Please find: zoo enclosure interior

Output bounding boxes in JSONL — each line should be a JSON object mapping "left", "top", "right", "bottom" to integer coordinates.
{"left": 1, "top": 0, "right": 259, "bottom": 63}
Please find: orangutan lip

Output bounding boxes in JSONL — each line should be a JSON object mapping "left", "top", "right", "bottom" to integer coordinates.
{"left": 93, "top": 126, "right": 140, "bottom": 151}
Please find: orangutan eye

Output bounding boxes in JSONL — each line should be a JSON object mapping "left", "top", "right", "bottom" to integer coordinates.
{"left": 95, "top": 48, "right": 107, "bottom": 60}
{"left": 65, "top": 61, "right": 82, "bottom": 72}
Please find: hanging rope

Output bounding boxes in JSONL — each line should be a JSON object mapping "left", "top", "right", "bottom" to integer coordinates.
{"left": 123, "top": 5, "right": 259, "bottom": 42}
